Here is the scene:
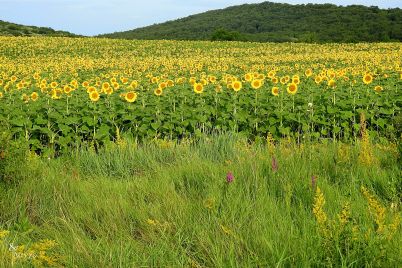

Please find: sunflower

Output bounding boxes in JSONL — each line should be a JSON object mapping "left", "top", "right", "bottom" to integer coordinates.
{"left": 374, "top": 85, "right": 383, "bottom": 92}
{"left": 89, "top": 91, "right": 100, "bottom": 102}
{"left": 167, "top": 80, "right": 174, "bottom": 87}
{"left": 39, "top": 84, "right": 47, "bottom": 92}
{"left": 232, "top": 81, "right": 242, "bottom": 92}
{"left": 102, "top": 82, "right": 110, "bottom": 90}
{"left": 327, "top": 79, "right": 336, "bottom": 88}
{"left": 305, "top": 69, "right": 313, "bottom": 77}
{"left": 189, "top": 77, "right": 196, "bottom": 85}
{"left": 267, "top": 70, "right": 276, "bottom": 79}
{"left": 104, "top": 86, "right": 114, "bottom": 95}
{"left": 159, "top": 82, "right": 167, "bottom": 90}
{"left": 31, "top": 92, "right": 39, "bottom": 101}
{"left": 22, "top": 93, "right": 29, "bottom": 103}
{"left": 251, "top": 79, "right": 263, "bottom": 89}
{"left": 292, "top": 76, "right": 300, "bottom": 85}
{"left": 154, "top": 88, "right": 163, "bottom": 96}
{"left": 208, "top": 76, "right": 217, "bottom": 83}
{"left": 82, "top": 81, "right": 89, "bottom": 88}
{"left": 271, "top": 77, "right": 279, "bottom": 84}
{"left": 87, "top": 86, "right": 96, "bottom": 94}
{"left": 194, "top": 83, "right": 204, "bottom": 94}
{"left": 129, "top": 80, "right": 138, "bottom": 89}
{"left": 51, "top": 89, "right": 62, "bottom": 100}
{"left": 271, "top": 87, "right": 279, "bottom": 96}
{"left": 287, "top": 83, "right": 298, "bottom": 95}
{"left": 112, "top": 82, "right": 120, "bottom": 90}
{"left": 244, "top": 73, "right": 253, "bottom": 82}
{"left": 121, "top": 77, "right": 129, "bottom": 84}
{"left": 125, "top": 91, "right": 138, "bottom": 102}
{"left": 363, "top": 74, "right": 373, "bottom": 85}
{"left": 50, "top": 81, "right": 58, "bottom": 89}
{"left": 64, "top": 85, "right": 73, "bottom": 94}
{"left": 314, "top": 76, "right": 322, "bottom": 84}
{"left": 0, "top": 92, "right": 3, "bottom": 99}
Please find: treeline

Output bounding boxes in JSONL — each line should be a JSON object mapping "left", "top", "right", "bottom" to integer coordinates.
{"left": 0, "top": 20, "right": 77, "bottom": 37}
{"left": 100, "top": 2, "right": 402, "bottom": 43}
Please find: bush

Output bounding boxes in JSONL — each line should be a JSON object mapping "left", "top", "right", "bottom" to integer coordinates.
{"left": 211, "top": 28, "right": 248, "bottom": 41}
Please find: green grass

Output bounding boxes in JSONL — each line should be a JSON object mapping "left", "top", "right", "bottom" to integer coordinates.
{"left": 0, "top": 136, "right": 401, "bottom": 267}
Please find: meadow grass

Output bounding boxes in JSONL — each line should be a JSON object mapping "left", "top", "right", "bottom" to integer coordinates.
{"left": 0, "top": 135, "right": 401, "bottom": 267}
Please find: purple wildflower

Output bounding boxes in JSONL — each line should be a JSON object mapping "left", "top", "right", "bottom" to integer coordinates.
{"left": 226, "top": 172, "right": 234, "bottom": 183}
{"left": 311, "top": 175, "right": 317, "bottom": 189}
{"left": 271, "top": 156, "right": 278, "bottom": 172}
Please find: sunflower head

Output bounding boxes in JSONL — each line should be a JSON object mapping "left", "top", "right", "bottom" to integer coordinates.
{"left": 232, "top": 81, "right": 242, "bottom": 92}
{"left": 89, "top": 91, "right": 100, "bottom": 102}
{"left": 374, "top": 85, "right": 383, "bottom": 92}
{"left": 125, "top": 91, "right": 137, "bottom": 103}
{"left": 154, "top": 88, "right": 163, "bottom": 96}
{"left": 272, "top": 87, "right": 279, "bottom": 96}
{"left": 363, "top": 74, "right": 373, "bottom": 85}
{"left": 251, "top": 79, "right": 263, "bottom": 89}
{"left": 194, "top": 83, "right": 204, "bottom": 94}
{"left": 31, "top": 92, "right": 39, "bottom": 101}
{"left": 287, "top": 83, "right": 298, "bottom": 95}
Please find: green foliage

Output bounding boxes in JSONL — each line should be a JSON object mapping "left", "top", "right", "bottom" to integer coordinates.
{"left": 211, "top": 28, "right": 246, "bottom": 41}
{"left": 0, "top": 136, "right": 400, "bottom": 266}
{"left": 0, "top": 20, "right": 78, "bottom": 37}
{"left": 100, "top": 2, "right": 402, "bottom": 43}
{"left": 0, "top": 122, "right": 28, "bottom": 184}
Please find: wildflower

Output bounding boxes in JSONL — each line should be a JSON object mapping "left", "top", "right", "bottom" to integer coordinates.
{"left": 271, "top": 156, "right": 278, "bottom": 172}
{"left": 0, "top": 230, "right": 10, "bottom": 240}
{"left": 338, "top": 202, "right": 351, "bottom": 226}
{"left": 361, "top": 186, "right": 386, "bottom": 234}
{"left": 311, "top": 175, "right": 317, "bottom": 189}
{"left": 226, "top": 172, "right": 234, "bottom": 183}
{"left": 147, "top": 219, "right": 157, "bottom": 226}
{"left": 313, "top": 187, "right": 327, "bottom": 227}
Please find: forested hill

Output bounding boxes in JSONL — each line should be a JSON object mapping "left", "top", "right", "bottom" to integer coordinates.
{"left": 0, "top": 20, "right": 77, "bottom": 37}
{"left": 100, "top": 1, "right": 402, "bottom": 42}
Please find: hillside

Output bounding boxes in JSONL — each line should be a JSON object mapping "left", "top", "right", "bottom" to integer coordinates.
{"left": 0, "top": 20, "right": 77, "bottom": 37}
{"left": 100, "top": 1, "right": 402, "bottom": 42}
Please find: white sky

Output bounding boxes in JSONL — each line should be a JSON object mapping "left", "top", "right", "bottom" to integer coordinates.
{"left": 0, "top": 0, "right": 400, "bottom": 36}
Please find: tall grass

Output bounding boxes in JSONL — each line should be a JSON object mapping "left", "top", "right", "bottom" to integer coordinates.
{"left": 0, "top": 135, "right": 401, "bottom": 267}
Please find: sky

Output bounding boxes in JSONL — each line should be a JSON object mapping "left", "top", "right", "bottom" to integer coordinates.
{"left": 0, "top": 0, "right": 401, "bottom": 36}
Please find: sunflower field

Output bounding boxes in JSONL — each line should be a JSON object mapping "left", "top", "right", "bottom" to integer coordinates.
{"left": 0, "top": 37, "right": 401, "bottom": 155}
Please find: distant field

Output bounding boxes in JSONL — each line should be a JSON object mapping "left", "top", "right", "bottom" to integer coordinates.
{"left": 0, "top": 37, "right": 401, "bottom": 267}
